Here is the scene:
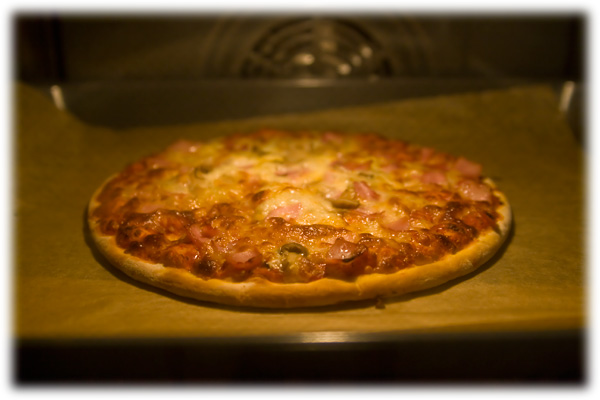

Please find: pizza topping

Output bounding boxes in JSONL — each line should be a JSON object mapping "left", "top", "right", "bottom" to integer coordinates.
{"left": 420, "top": 170, "right": 448, "bottom": 186}
{"left": 354, "top": 181, "right": 380, "bottom": 201}
{"left": 330, "top": 198, "right": 361, "bottom": 209}
{"left": 146, "top": 156, "right": 175, "bottom": 170}
{"left": 226, "top": 247, "right": 263, "bottom": 270}
{"left": 167, "top": 139, "right": 202, "bottom": 153}
{"left": 333, "top": 159, "right": 372, "bottom": 171}
{"left": 383, "top": 216, "right": 411, "bottom": 232}
{"left": 431, "top": 221, "right": 477, "bottom": 250}
{"left": 194, "top": 165, "right": 213, "bottom": 176}
{"left": 137, "top": 202, "right": 163, "bottom": 214}
{"left": 420, "top": 147, "right": 435, "bottom": 162}
{"left": 457, "top": 180, "right": 492, "bottom": 202}
{"left": 188, "top": 223, "right": 212, "bottom": 246}
{"left": 280, "top": 242, "right": 310, "bottom": 256}
{"left": 267, "top": 203, "right": 302, "bottom": 220}
{"left": 91, "top": 130, "right": 505, "bottom": 284}
{"left": 327, "top": 238, "right": 367, "bottom": 262}
{"left": 454, "top": 157, "right": 482, "bottom": 178}
{"left": 322, "top": 131, "right": 344, "bottom": 144}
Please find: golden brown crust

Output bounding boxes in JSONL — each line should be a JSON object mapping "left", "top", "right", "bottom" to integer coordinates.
{"left": 88, "top": 179, "right": 511, "bottom": 308}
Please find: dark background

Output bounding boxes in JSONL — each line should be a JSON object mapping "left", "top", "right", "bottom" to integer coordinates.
{"left": 13, "top": 15, "right": 585, "bottom": 137}
{"left": 16, "top": 15, "right": 583, "bottom": 83}
{"left": 14, "top": 15, "right": 585, "bottom": 139}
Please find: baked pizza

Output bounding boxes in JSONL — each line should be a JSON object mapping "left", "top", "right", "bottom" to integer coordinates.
{"left": 88, "top": 130, "right": 511, "bottom": 308}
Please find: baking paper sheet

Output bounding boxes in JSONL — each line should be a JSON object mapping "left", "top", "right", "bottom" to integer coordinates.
{"left": 14, "top": 83, "right": 584, "bottom": 339}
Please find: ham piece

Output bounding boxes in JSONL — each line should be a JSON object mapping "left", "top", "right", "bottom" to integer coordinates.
{"left": 457, "top": 180, "right": 492, "bottom": 202}
{"left": 354, "top": 181, "right": 380, "bottom": 201}
{"left": 420, "top": 170, "right": 447, "bottom": 185}
{"left": 333, "top": 159, "right": 372, "bottom": 171}
{"left": 226, "top": 248, "right": 263, "bottom": 269}
{"left": 327, "top": 238, "right": 367, "bottom": 261}
{"left": 188, "top": 224, "right": 211, "bottom": 246}
{"left": 420, "top": 147, "right": 435, "bottom": 162}
{"left": 167, "top": 139, "right": 202, "bottom": 153}
{"left": 322, "top": 131, "right": 344, "bottom": 144}
{"left": 267, "top": 203, "right": 302, "bottom": 220}
{"left": 454, "top": 157, "right": 482, "bottom": 178}
{"left": 384, "top": 216, "right": 411, "bottom": 232}
{"left": 137, "top": 202, "right": 163, "bottom": 214}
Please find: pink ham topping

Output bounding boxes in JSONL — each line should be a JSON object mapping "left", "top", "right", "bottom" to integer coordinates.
{"left": 146, "top": 155, "right": 175, "bottom": 169}
{"left": 327, "top": 238, "right": 367, "bottom": 261}
{"left": 333, "top": 159, "right": 372, "bottom": 171}
{"left": 179, "top": 165, "right": 194, "bottom": 173}
{"left": 354, "top": 181, "right": 380, "bottom": 201}
{"left": 381, "top": 163, "right": 399, "bottom": 173}
{"left": 420, "top": 170, "right": 448, "bottom": 186}
{"left": 188, "top": 223, "right": 212, "bottom": 246}
{"left": 457, "top": 180, "right": 492, "bottom": 202}
{"left": 323, "top": 131, "right": 344, "bottom": 144}
{"left": 454, "top": 157, "right": 482, "bottom": 178}
{"left": 420, "top": 147, "right": 435, "bottom": 162}
{"left": 227, "top": 248, "right": 263, "bottom": 270}
{"left": 267, "top": 203, "right": 302, "bottom": 220}
{"left": 137, "top": 202, "right": 163, "bottom": 214}
{"left": 167, "top": 139, "right": 202, "bottom": 153}
{"left": 384, "top": 216, "right": 411, "bottom": 232}
{"left": 275, "top": 166, "right": 307, "bottom": 180}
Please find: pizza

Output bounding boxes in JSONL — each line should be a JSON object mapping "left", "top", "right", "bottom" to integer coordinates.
{"left": 88, "top": 130, "right": 511, "bottom": 308}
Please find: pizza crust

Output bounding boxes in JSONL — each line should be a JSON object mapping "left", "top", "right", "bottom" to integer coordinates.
{"left": 87, "top": 181, "right": 511, "bottom": 309}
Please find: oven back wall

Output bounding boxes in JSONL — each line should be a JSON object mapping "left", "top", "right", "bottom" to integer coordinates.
{"left": 16, "top": 15, "right": 583, "bottom": 83}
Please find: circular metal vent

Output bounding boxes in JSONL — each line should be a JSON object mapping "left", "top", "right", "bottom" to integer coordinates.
{"left": 200, "top": 17, "right": 434, "bottom": 79}
{"left": 240, "top": 18, "right": 393, "bottom": 79}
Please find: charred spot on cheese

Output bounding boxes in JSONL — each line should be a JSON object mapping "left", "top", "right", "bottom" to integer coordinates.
{"left": 91, "top": 130, "right": 505, "bottom": 283}
{"left": 252, "top": 189, "right": 269, "bottom": 203}
{"left": 193, "top": 257, "right": 219, "bottom": 278}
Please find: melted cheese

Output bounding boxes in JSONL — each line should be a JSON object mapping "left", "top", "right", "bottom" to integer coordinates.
{"left": 159, "top": 132, "right": 462, "bottom": 238}
{"left": 255, "top": 186, "right": 344, "bottom": 226}
{"left": 94, "top": 131, "right": 501, "bottom": 283}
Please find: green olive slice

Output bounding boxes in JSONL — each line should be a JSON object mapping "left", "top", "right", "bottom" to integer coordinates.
{"left": 279, "top": 242, "right": 309, "bottom": 256}
{"left": 194, "top": 164, "right": 212, "bottom": 177}
{"left": 330, "top": 198, "right": 360, "bottom": 209}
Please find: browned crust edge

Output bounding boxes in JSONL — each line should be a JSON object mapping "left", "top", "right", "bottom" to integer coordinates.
{"left": 87, "top": 177, "right": 512, "bottom": 309}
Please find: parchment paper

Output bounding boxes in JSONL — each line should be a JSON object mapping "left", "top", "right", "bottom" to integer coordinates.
{"left": 14, "top": 83, "right": 584, "bottom": 339}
